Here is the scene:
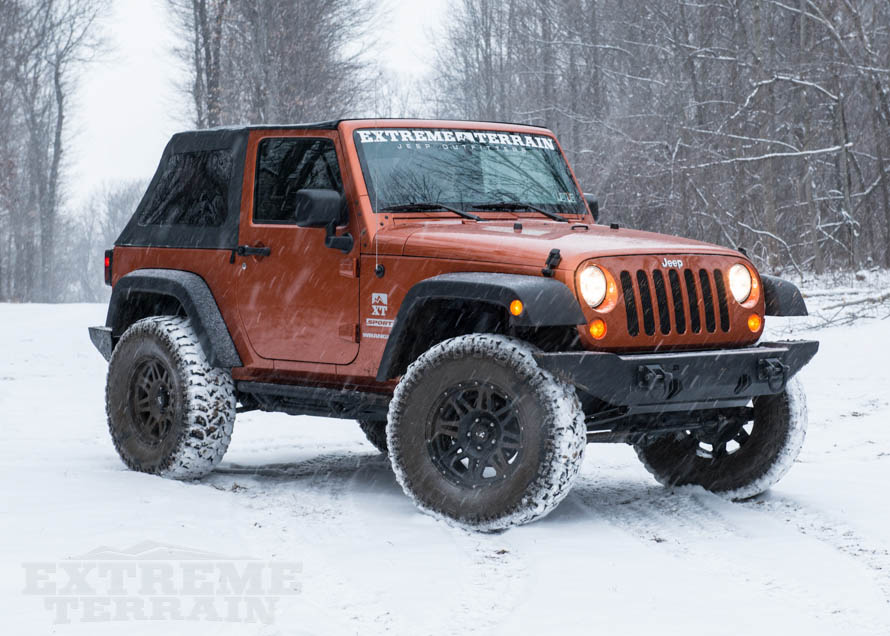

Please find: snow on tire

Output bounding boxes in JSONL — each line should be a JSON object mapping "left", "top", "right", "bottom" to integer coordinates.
{"left": 359, "top": 419, "right": 388, "bottom": 454}
{"left": 106, "top": 315, "right": 236, "bottom": 480}
{"left": 634, "top": 376, "right": 807, "bottom": 500}
{"left": 387, "top": 334, "right": 586, "bottom": 531}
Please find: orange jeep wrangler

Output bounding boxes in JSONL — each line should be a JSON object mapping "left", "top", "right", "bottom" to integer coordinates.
{"left": 90, "top": 119, "right": 817, "bottom": 530}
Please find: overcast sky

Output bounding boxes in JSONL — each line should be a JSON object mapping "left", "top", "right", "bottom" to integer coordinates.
{"left": 68, "top": 0, "right": 446, "bottom": 211}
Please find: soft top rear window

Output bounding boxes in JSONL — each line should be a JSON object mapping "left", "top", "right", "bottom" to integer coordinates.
{"left": 115, "top": 128, "right": 247, "bottom": 250}
{"left": 137, "top": 150, "right": 232, "bottom": 227}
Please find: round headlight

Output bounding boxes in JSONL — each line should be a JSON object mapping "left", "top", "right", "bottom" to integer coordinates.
{"left": 728, "top": 264, "right": 753, "bottom": 303}
{"left": 579, "top": 265, "right": 608, "bottom": 307}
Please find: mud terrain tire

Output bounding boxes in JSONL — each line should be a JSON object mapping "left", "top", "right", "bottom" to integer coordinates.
{"left": 106, "top": 316, "right": 236, "bottom": 479}
{"left": 634, "top": 377, "right": 807, "bottom": 500}
{"left": 359, "top": 420, "right": 388, "bottom": 454}
{"left": 387, "top": 334, "right": 586, "bottom": 531}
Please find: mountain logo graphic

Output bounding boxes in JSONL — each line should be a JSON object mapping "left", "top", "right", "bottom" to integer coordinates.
{"left": 70, "top": 541, "right": 256, "bottom": 561}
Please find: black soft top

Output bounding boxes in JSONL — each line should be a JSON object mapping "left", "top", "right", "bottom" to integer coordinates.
{"left": 115, "top": 122, "right": 341, "bottom": 250}
{"left": 115, "top": 119, "right": 546, "bottom": 250}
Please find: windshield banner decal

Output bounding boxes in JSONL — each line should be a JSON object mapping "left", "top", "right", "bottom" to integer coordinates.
{"left": 356, "top": 129, "right": 556, "bottom": 150}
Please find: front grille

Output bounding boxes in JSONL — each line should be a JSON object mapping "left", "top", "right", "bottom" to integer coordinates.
{"left": 620, "top": 267, "right": 730, "bottom": 338}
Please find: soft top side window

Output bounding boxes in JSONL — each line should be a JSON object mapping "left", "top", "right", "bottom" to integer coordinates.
{"left": 138, "top": 150, "right": 232, "bottom": 227}
{"left": 254, "top": 137, "right": 343, "bottom": 223}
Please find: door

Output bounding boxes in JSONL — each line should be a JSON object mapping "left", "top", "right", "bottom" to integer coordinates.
{"left": 235, "top": 133, "right": 360, "bottom": 364}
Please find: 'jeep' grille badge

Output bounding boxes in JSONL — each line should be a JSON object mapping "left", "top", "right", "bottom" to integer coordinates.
{"left": 661, "top": 258, "right": 683, "bottom": 268}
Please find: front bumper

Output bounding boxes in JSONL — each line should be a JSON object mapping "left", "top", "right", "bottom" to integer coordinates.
{"left": 533, "top": 340, "right": 818, "bottom": 413}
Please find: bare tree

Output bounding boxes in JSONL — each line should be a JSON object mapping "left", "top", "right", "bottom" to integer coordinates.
{"left": 167, "top": 0, "right": 228, "bottom": 127}
{"left": 0, "top": 0, "right": 107, "bottom": 301}
{"left": 168, "top": 0, "right": 376, "bottom": 127}
{"left": 55, "top": 179, "right": 144, "bottom": 301}
{"left": 433, "top": 0, "right": 890, "bottom": 273}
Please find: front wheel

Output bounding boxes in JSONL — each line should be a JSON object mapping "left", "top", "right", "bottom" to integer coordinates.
{"left": 634, "top": 377, "right": 807, "bottom": 500}
{"left": 387, "top": 334, "right": 586, "bottom": 531}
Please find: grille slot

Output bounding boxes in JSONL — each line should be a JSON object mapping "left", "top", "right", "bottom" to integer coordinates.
{"left": 620, "top": 271, "right": 639, "bottom": 336}
{"left": 652, "top": 270, "right": 671, "bottom": 335}
{"left": 684, "top": 269, "right": 701, "bottom": 333}
{"left": 713, "top": 269, "right": 730, "bottom": 332}
{"left": 668, "top": 269, "right": 686, "bottom": 334}
{"left": 636, "top": 270, "right": 656, "bottom": 336}
{"left": 699, "top": 269, "right": 717, "bottom": 333}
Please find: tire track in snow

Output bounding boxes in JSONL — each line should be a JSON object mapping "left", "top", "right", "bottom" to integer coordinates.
{"left": 214, "top": 448, "right": 527, "bottom": 634}
{"left": 454, "top": 534, "right": 528, "bottom": 634}
{"left": 568, "top": 474, "right": 887, "bottom": 633}
{"left": 569, "top": 475, "right": 743, "bottom": 547}
{"left": 739, "top": 494, "right": 890, "bottom": 604}
{"left": 207, "top": 450, "right": 380, "bottom": 526}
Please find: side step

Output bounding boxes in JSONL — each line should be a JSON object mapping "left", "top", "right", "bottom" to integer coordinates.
{"left": 236, "top": 381, "right": 390, "bottom": 421}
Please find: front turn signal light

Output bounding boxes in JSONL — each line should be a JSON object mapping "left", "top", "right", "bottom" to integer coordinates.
{"left": 510, "top": 299, "right": 524, "bottom": 316}
{"left": 589, "top": 318, "right": 607, "bottom": 340}
{"left": 747, "top": 313, "right": 762, "bottom": 332}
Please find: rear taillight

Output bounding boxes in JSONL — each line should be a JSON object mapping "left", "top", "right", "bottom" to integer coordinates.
{"left": 104, "top": 249, "right": 113, "bottom": 286}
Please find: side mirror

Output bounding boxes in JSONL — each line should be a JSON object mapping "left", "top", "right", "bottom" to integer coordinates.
{"left": 293, "top": 188, "right": 354, "bottom": 253}
{"left": 583, "top": 193, "right": 599, "bottom": 222}
{"left": 293, "top": 188, "right": 346, "bottom": 228}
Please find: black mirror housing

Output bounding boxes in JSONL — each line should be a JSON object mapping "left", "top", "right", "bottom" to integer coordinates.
{"left": 583, "top": 193, "right": 599, "bottom": 222}
{"left": 293, "top": 188, "right": 346, "bottom": 228}
{"left": 293, "top": 188, "right": 353, "bottom": 253}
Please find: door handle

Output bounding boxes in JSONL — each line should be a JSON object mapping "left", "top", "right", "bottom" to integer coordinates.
{"left": 230, "top": 245, "right": 271, "bottom": 263}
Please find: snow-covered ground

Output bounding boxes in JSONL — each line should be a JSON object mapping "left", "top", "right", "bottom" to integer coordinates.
{"left": 1, "top": 275, "right": 889, "bottom": 635}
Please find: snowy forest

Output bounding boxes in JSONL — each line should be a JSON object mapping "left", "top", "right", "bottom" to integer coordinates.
{"left": 1, "top": 0, "right": 889, "bottom": 302}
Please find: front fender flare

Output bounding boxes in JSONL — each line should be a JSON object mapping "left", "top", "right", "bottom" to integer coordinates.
{"left": 375, "top": 272, "right": 585, "bottom": 381}
{"left": 761, "top": 275, "right": 808, "bottom": 316}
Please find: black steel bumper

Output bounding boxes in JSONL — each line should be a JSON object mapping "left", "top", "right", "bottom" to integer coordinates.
{"left": 533, "top": 340, "right": 818, "bottom": 413}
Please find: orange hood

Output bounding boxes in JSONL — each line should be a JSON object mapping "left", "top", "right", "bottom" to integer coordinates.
{"left": 371, "top": 219, "right": 743, "bottom": 272}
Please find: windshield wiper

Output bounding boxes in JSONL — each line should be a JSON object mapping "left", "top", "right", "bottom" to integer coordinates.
{"left": 378, "top": 202, "right": 483, "bottom": 221}
{"left": 470, "top": 202, "right": 569, "bottom": 223}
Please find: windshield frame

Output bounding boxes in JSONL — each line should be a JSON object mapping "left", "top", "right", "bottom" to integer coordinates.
{"left": 350, "top": 126, "right": 588, "bottom": 219}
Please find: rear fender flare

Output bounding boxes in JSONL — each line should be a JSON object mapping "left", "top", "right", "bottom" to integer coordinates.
{"left": 106, "top": 269, "right": 242, "bottom": 368}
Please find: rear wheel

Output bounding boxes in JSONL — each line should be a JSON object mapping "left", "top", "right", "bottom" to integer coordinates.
{"left": 387, "top": 334, "right": 586, "bottom": 531}
{"left": 634, "top": 377, "right": 807, "bottom": 500}
{"left": 106, "top": 316, "right": 236, "bottom": 479}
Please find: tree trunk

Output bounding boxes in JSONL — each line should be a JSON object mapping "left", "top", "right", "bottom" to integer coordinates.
{"left": 873, "top": 104, "right": 890, "bottom": 269}
{"left": 835, "top": 89, "right": 856, "bottom": 268}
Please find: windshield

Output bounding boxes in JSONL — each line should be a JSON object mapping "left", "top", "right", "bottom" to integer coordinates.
{"left": 353, "top": 128, "right": 585, "bottom": 216}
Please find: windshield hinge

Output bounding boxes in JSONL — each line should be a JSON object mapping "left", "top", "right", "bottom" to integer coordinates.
{"left": 541, "top": 249, "right": 562, "bottom": 277}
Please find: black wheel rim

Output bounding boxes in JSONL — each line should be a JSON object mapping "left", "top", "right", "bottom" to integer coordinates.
{"left": 688, "top": 415, "right": 753, "bottom": 460}
{"left": 129, "top": 357, "right": 175, "bottom": 446}
{"left": 426, "top": 381, "right": 523, "bottom": 488}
